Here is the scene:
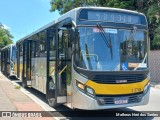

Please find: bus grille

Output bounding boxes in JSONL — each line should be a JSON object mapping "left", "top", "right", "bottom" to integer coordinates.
{"left": 91, "top": 74, "right": 145, "bottom": 84}
{"left": 97, "top": 93, "right": 143, "bottom": 105}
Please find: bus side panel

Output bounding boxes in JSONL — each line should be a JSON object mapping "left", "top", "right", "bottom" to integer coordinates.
{"left": 31, "top": 57, "right": 47, "bottom": 94}
{"left": 38, "top": 57, "right": 47, "bottom": 94}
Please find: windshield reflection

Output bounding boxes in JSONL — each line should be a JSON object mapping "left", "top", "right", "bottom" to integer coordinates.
{"left": 75, "top": 27, "right": 148, "bottom": 71}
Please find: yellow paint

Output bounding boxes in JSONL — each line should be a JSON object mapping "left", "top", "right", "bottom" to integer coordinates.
{"left": 59, "top": 65, "right": 67, "bottom": 75}
{"left": 85, "top": 79, "right": 148, "bottom": 95}
{"left": 128, "top": 63, "right": 139, "bottom": 68}
{"left": 14, "top": 63, "right": 17, "bottom": 75}
{"left": 49, "top": 68, "right": 55, "bottom": 76}
{"left": 67, "top": 92, "right": 72, "bottom": 96}
{"left": 19, "top": 63, "right": 23, "bottom": 78}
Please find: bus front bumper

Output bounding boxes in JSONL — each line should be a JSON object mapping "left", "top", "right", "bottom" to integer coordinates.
{"left": 72, "top": 87, "right": 150, "bottom": 110}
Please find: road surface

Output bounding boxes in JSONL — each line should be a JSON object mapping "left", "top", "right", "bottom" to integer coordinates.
{"left": 12, "top": 80, "right": 160, "bottom": 120}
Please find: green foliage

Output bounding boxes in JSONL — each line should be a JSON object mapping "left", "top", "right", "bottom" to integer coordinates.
{"left": 101, "top": 0, "right": 135, "bottom": 9}
{"left": 50, "top": 0, "right": 136, "bottom": 14}
{"left": 0, "top": 23, "right": 13, "bottom": 48}
{"left": 50, "top": 0, "right": 98, "bottom": 14}
{"left": 50, "top": 0, "right": 160, "bottom": 49}
{"left": 15, "top": 85, "right": 21, "bottom": 89}
{"left": 152, "top": 26, "right": 160, "bottom": 48}
{"left": 146, "top": 1, "right": 160, "bottom": 49}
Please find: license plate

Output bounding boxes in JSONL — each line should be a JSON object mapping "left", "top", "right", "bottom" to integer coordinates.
{"left": 114, "top": 97, "right": 128, "bottom": 104}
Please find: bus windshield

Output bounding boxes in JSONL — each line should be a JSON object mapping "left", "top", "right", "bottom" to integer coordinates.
{"left": 75, "top": 27, "right": 148, "bottom": 71}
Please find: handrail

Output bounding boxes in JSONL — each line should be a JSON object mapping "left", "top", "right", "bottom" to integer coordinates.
{"left": 59, "top": 65, "right": 67, "bottom": 75}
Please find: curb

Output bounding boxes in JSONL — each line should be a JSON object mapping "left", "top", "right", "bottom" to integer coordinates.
{"left": 11, "top": 80, "right": 67, "bottom": 120}
{"left": 150, "top": 83, "right": 160, "bottom": 89}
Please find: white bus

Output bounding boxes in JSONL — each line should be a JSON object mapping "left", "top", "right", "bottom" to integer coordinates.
{"left": 15, "top": 7, "right": 150, "bottom": 110}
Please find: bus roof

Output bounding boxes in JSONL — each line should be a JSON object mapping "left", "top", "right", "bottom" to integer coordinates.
{"left": 16, "top": 7, "right": 145, "bottom": 43}
{"left": 1, "top": 44, "right": 15, "bottom": 50}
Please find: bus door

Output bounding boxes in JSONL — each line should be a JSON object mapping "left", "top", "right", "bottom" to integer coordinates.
{"left": 57, "top": 28, "right": 72, "bottom": 104}
{"left": 22, "top": 41, "right": 32, "bottom": 87}
{"left": 7, "top": 48, "right": 10, "bottom": 76}
{"left": 46, "top": 26, "right": 72, "bottom": 107}
{"left": 46, "top": 28, "right": 57, "bottom": 106}
{"left": 17, "top": 44, "right": 20, "bottom": 78}
{"left": 4, "top": 49, "right": 10, "bottom": 76}
{"left": 26, "top": 41, "right": 32, "bottom": 84}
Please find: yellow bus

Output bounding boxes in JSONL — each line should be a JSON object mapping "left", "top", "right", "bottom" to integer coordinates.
{"left": 15, "top": 7, "right": 150, "bottom": 110}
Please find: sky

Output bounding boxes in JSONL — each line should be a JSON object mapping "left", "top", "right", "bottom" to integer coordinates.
{"left": 0, "top": 0, "right": 60, "bottom": 43}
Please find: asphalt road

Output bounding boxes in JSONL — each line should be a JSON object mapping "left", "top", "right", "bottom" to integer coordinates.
{"left": 12, "top": 79, "right": 160, "bottom": 120}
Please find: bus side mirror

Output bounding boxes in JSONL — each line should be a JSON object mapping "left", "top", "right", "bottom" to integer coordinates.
{"left": 69, "top": 28, "right": 78, "bottom": 55}
{"left": 69, "top": 28, "right": 77, "bottom": 44}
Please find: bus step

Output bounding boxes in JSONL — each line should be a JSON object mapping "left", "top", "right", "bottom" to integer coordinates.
{"left": 27, "top": 80, "right": 31, "bottom": 86}
{"left": 57, "top": 96, "right": 67, "bottom": 103}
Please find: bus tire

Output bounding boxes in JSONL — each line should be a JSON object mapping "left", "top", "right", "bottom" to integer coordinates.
{"left": 46, "top": 77, "right": 57, "bottom": 107}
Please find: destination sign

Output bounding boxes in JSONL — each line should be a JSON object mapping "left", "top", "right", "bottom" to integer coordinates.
{"left": 79, "top": 9, "right": 146, "bottom": 25}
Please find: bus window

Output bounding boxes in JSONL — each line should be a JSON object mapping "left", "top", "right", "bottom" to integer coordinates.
{"left": 20, "top": 44, "right": 23, "bottom": 57}
{"left": 39, "top": 31, "right": 46, "bottom": 57}
{"left": 50, "top": 36, "right": 56, "bottom": 59}
{"left": 35, "top": 41, "right": 40, "bottom": 57}
{"left": 8, "top": 49, "right": 10, "bottom": 62}
{"left": 11, "top": 46, "right": 16, "bottom": 62}
{"left": 31, "top": 41, "right": 36, "bottom": 58}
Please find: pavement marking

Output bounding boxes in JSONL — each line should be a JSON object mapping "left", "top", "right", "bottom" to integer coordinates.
{"left": 11, "top": 81, "right": 67, "bottom": 120}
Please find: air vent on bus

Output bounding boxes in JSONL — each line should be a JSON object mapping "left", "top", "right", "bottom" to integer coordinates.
{"left": 91, "top": 74, "right": 145, "bottom": 84}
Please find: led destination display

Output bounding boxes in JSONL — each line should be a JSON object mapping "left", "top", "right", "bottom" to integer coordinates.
{"left": 79, "top": 9, "right": 146, "bottom": 25}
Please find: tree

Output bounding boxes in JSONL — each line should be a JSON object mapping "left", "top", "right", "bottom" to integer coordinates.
{"left": 152, "top": 26, "right": 160, "bottom": 49}
{"left": 50, "top": 0, "right": 98, "bottom": 14}
{"left": 146, "top": 1, "right": 160, "bottom": 49}
{"left": 0, "top": 23, "right": 13, "bottom": 48}
{"left": 50, "top": 0, "right": 135, "bottom": 14}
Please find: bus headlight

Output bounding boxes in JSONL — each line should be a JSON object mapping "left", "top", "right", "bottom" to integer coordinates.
{"left": 76, "top": 80, "right": 95, "bottom": 97}
{"left": 144, "top": 81, "right": 150, "bottom": 94}
{"left": 85, "top": 86, "right": 95, "bottom": 96}
{"left": 76, "top": 81, "right": 85, "bottom": 90}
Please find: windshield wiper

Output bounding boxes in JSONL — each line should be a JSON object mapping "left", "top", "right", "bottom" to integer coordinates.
{"left": 97, "top": 23, "right": 113, "bottom": 59}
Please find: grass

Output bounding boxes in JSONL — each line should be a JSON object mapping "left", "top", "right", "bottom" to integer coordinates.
{"left": 15, "top": 85, "right": 21, "bottom": 89}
